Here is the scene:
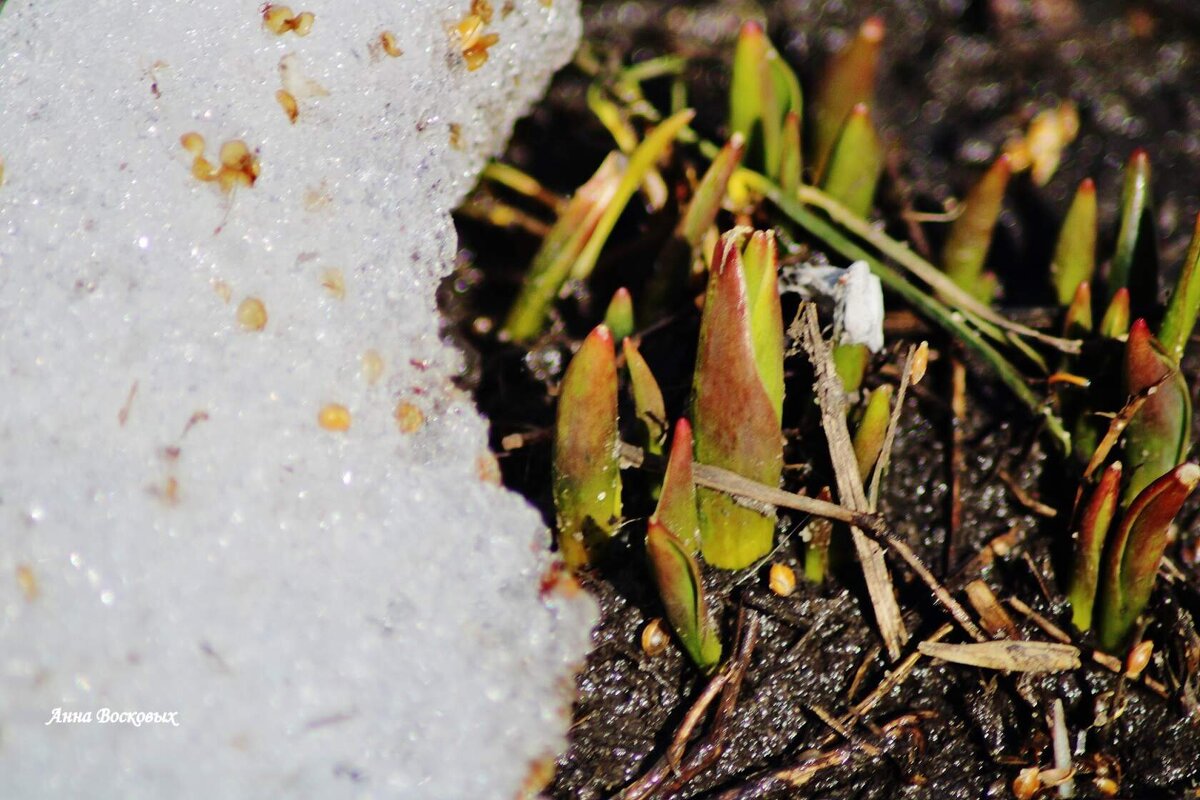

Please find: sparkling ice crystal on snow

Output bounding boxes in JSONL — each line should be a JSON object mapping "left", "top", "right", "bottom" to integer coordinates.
{"left": 0, "top": 1, "right": 594, "bottom": 797}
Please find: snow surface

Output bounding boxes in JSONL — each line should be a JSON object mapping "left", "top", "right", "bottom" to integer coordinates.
{"left": 0, "top": 1, "right": 593, "bottom": 797}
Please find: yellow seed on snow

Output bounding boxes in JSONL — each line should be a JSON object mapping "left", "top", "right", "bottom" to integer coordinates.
{"left": 276, "top": 89, "right": 299, "bottom": 123}
{"left": 180, "top": 131, "right": 206, "bottom": 156}
{"left": 380, "top": 31, "right": 403, "bottom": 57}
{"left": 191, "top": 156, "right": 217, "bottom": 182}
{"left": 292, "top": 11, "right": 315, "bottom": 36}
{"left": 236, "top": 297, "right": 268, "bottom": 331}
{"left": 318, "top": 403, "right": 352, "bottom": 432}
{"left": 321, "top": 268, "right": 345, "bottom": 299}
{"left": 16, "top": 564, "right": 38, "bottom": 601}
{"left": 263, "top": 5, "right": 294, "bottom": 34}
{"left": 394, "top": 401, "right": 425, "bottom": 433}
{"left": 219, "top": 140, "right": 251, "bottom": 169}
{"left": 361, "top": 349, "right": 385, "bottom": 384}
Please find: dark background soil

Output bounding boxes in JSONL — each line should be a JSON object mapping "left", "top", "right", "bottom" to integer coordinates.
{"left": 448, "top": 1, "right": 1200, "bottom": 797}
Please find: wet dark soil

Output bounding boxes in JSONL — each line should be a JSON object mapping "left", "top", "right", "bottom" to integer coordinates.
{"left": 447, "top": 1, "right": 1200, "bottom": 797}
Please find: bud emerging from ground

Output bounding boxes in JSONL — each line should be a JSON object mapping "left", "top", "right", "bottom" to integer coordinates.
{"left": 691, "top": 230, "right": 784, "bottom": 568}
{"left": 646, "top": 519, "right": 722, "bottom": 671}
{"left": 940, "top": 155, "right": 1010, "bottom": 304}
{"left": 553, "top": 325, "right": 622, "bottom": 569}
{"left": 1122, "top": 319, "right": 1191, "bottom": 506}
{"left": 1051, "top": 178, "right": 1097, "bottom": 306}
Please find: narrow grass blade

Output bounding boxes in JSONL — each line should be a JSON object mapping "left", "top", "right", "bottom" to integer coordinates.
{"left": 1052, "top": 178, "right": 1097, "bottom": 306}
{"left": 692, "top": 233, "right": 783, "bottom": 568}
{"left": 819, "top": 104, "right": 884, "bottom": 218}
{"left": 679, "top": 136, "right": 746, "bottom": 248}
{"left": 746, "top": 172, "right": 1073, "bottom": 454}
{"left": 646, "top": 519, "right": 722, "bottom": 671}
{"left": 1099, "top": 287, "right": 1130, "bottom": 339}
{"left": 604, "top": 287, "right": 635, "bottom": 343}
{"left": 741, "top": 231, "right": 786, "bottom": 419}
{"left": 587, "top": 82, "right": 668, "bottom": 210}
{"left": 623, "top": 337, "right": 667, "bottom": 459}
{"left": 569, "top": 109, "right": 696, "bottom": 282}
{"left": 1063, "top": 280, "right": 1093, "bottom": 337}
{"left": 1158, "top": 211, "right": 1200, "bottom": 364}
{"left": 502, "top": 153, "right": 623, "bottom": 342}
{"left": 654, "top": 419, "right": 701, "bottom": 553}
{"left": 553, "top": 325, "right": 622, "bottom": 569}
{"left": 1068, "top": 461, "right": 1122, "bottom": 632}
{"left": 1109, "top": 149, "right": 1157, "bottom": 305}
{"left": 646, "top": 136, "right": 745, "bottom": 317}
{"left": 1098, "top": 463, "right": 1200, "bottom": 652}
{"left": 812, "top": 16, "right": 884, "bottom": 181}
{"left": 853, "top": 385, "right": 893, "bottom": 480}
{"left": 1122, "top": 319, "right": 1191, "bottom": 505}
{"left": 941, "top": 155, "right": 1011, "bottom": 303}
{"left": 729, "top": 21, "right": 768, "bottom": 159}
{"left": 779, "top": 110, "right": 802, "bottom": 196}
{"left": 762, "top": 43, "right": 802, "bottom": 180}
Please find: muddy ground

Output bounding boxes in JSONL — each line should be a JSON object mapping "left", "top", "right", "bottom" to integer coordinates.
{"left": 449, "top": 1, "right": 1200, "bottom": 797}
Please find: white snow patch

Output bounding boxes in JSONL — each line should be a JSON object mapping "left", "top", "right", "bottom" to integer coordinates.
{"left": 0, "top": 1, "right": 594, "bottom": 797}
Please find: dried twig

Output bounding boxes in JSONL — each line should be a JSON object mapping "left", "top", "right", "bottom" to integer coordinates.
{"left": 619, "top": 442, "right": 887, "bottom": 534}
{"left": 918, "top": 640, "right": 1081, "bottom": 673}
{"left": 1006, "top": 597, "right": 1169, "bottom": 697}
{"left": 614, "top": 610, "right": 761, "bottom": 800}
{"left": 795, "top": 303, "right": 908, "bottom": 660}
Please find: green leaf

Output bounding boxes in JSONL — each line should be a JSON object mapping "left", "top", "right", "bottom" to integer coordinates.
{"left": 1051, "top": 178, "right": 1097, "bottom": 306}
{"left": 819, "top": 103, "right": 884, "bottom": 219}
{"left": 779, "top": 110, "right": 802, "bottom": 196}
{"left": 1122, "top": 319, "right": 1191, "bottom": 506}
{"left": 691, "top": 231, "right": 784, "bottom": 568}
{"left": 553, "top": 325, "right": 622, "bottom": 569}
{"left": 679, "top": 136, "right": 746, "bottom": 248}
{"left": 729, "top": 21, "right": 768, "bottom": 161}
{"left": 833, "top": 342, "right": 869, "bottom": 394}
{"left": 646, "top": 135, "right": 746, "bottom": 320}
{"left": 1097, "top": 463, "right": 1200, "bottom": 652}
{"left": 811, "top": 16, "right": 884, "bottom": 181}
{"left": 853, "top": 384, "right": 893, "bottom": 480}
{"left": 1063, "top": 280, "right": 1093, "bottom": 338}
{"left": 941, "top": 155, "right": 1010, "bottom": 304}
{"left": 502, "top": 153, "right": 624, "bottom": 343}
{"left": 1158, "top": 212, "right": 1200, "bottom": 364}
{"left": 1068, "top": 461, "right": 1122, "bottom": 632}
{"left": 654, "top": 419, "right": 701, "bottom": 554}
{"left": 762, "top": 43, "right": 802, "bottom": 181}
{"left": 569, "top": 109, "right": 696, "bottom": 282}
{"left": 623, "top": 337, "right": 667, "bottom": 459}
{"left": 1108, "top": 149, "right": 1158, "bottom": 307}
{"left": 604, "top": 287, "right": 635, "bottom": 343}
{"left": 646, "top": 519, "right": 722, "bottom": 671}
{"left": 1099, "top": 287, "right": 1130, "bottom": 339}
{"left": 741, "top": 231, "right": 785, "bottom": 419}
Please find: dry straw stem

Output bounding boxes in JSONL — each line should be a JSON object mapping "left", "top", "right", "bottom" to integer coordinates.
{"left": 918, "top": 640, "right": 1081, "bottom": 673}
{"left": 1006, "top": 596, "right": 1169, "bottom": 697}
{"left": 618, "top": 442, "right": 880, "bottom": 533}
{"left": 796, "top": 303, "right": 907, "bottom": 659}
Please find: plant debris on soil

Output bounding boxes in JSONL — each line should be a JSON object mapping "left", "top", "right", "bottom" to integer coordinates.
{"left": 445, "top": 2, "right": 1200, "bottom": 798}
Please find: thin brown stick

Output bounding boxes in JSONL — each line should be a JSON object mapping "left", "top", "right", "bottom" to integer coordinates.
{"left": 1006, "top": 597, "right": 1169, "bottom": 698}
{"left": 867, "top": 342, "right": 921, "bottom": 510}
{"left": 613, "top": 610, "right": 761, "bottom": 800}
{"left": 795, "top": 303, "right": 908, "bottom": 660}
{"left": 875, "top": 531, "right": 987, "bottom": 643}
{"left": 619, "top": 442, "right": 886, "bottom": 534}
{"left": 947, "top": 355, "right": 968, "bottom": 571}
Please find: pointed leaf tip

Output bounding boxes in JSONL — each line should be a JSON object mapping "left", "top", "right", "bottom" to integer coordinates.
{"left": 1098, "top": 463, "right": 1199, "bottom": 651}
{"left": 1068, "top": 460, "right": 1122, "bottom": 632}
{"left": 1123, "top": 318, "right": 1191, "bottom": 506}
{"left": 654, "top": 418, "right": 700, "bottom": 553}
{"left": 553, "top": 324, "right": 621, "bottom": 569}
